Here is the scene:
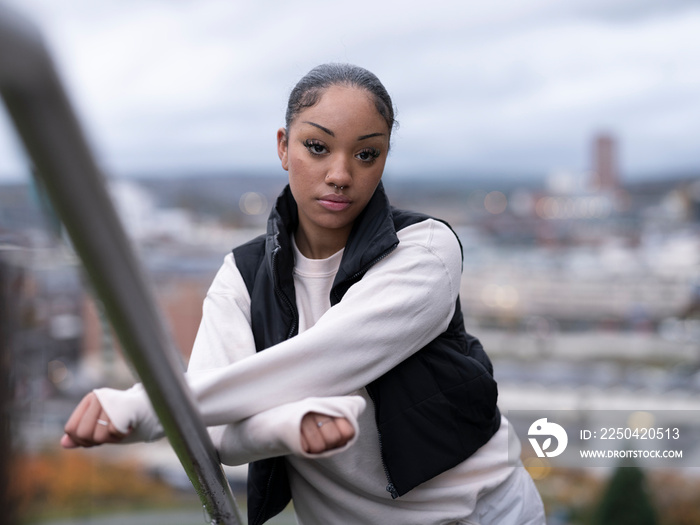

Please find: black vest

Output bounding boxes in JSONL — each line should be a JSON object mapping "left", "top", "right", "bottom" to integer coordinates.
{"left": 233, "top": 183, "right": 500, "bottom": 525}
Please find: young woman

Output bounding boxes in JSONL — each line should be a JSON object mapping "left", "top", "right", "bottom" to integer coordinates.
{"left": 62, "top": 64, "right": 545, "bottom": 524}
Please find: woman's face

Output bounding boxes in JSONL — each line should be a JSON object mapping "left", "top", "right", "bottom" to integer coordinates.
{"left": 277, "top": 85, "right": 390, "bottom": 256}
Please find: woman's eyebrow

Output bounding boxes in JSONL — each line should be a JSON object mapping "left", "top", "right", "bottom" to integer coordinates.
{"left": 358, "top": 132, "right": 385, "bottom": 141}
{"left": 302, "top": 122, "right": 385, "bottom": 141}
{"left": 303, "top": 121, "right": 334, "bottom": 136}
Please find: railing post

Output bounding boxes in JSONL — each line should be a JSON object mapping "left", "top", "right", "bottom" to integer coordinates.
{"left": 0, "top": 5, "right": 244, "bottom": 524}
{"left": 0, "top": 251, "right": 22, "bottom": 525}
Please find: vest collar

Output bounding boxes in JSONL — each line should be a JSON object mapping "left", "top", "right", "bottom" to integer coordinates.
{"left": 265, "top": 182, "right": 399, "bottom": 304}
{"left": 265, "top": 185, "right": 298, "bottom": 295}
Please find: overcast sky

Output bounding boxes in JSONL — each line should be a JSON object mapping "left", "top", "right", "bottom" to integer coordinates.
{"left": 1, "top": 0, "right": 699, "bottom": 183}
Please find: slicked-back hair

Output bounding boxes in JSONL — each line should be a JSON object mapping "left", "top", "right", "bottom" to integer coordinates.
{"left": 285, "top": 63, "right": 397, "bottom": 142}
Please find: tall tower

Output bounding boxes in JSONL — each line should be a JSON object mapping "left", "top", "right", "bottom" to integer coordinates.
{"left": 592, "top": 133, "right": 619, "bottom": 192}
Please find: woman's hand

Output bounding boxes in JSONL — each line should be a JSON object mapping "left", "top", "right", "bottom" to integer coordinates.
{"left": 61, "top": 392, "right": 128, "bottom": 448}
{"left": 300, "top": 411, "right": 355, "bottom": 454}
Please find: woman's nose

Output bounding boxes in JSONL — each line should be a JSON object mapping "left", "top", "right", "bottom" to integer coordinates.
{"left": 325, "top": 155, "right": 353, "bottom": 189}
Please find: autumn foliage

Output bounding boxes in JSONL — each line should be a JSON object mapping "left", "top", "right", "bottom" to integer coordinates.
{"left": 8, "top": 450, "right": 193, "bottom": 521}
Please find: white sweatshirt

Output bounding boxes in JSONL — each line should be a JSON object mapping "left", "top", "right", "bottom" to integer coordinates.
{"left": 95, "top": 219, "right": 543, "bottom": 524}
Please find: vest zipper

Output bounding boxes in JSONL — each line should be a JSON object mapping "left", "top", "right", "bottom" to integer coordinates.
{"left": 333, "top": 242, "right": 400, "bottom": 498}
{"left": 254, "top": 250, "right": 298, "bottom": 524}
{"left": 367, "top": 388, "right": 399, "bottom": 499}
{"left": 271, "top": 249, "right": 298, "bottom": 339}
{"left": 252, "top": 459, "right": 280, "bottom": 525}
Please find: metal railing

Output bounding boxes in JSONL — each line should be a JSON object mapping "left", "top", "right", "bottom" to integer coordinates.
{"left": 0, "top": 5, "right": 244, "bottom": 524}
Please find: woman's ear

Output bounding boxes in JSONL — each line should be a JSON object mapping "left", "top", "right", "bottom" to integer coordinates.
{"left": 277, "top": 128, "right": 289, "bottom": 171}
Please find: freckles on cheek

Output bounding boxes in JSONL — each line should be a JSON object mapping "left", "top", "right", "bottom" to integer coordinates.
{"left": 289, "top": 157, "right": 320, "bottom": 188}
{"left": 287, "top": 158, "right": 314, "bottom": 197}
{"left": 290, "top": 157, "right": 306, "bottom": 171}
{"left": 287, "top": 155, "right": 307, "bottom": 175}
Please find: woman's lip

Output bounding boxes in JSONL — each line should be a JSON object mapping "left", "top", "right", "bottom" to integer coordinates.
{"left": 318, "top": 194, "right": 351, "bottom": 211}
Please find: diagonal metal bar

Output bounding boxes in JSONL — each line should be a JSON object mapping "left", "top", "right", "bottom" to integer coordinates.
{"left": 0, "top": 5, "right": 244, "bottom": 524}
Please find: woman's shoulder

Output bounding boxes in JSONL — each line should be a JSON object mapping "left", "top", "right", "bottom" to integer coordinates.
{"left": 392, "top": 210, "right": 460, "bottom": 253}
{"left": 391, "top": 207, "right": 458, "bottom": 240}
{"left": 207, "top": 252, "right": 250, "bottom": 297}
{"left": 391, "top": 216, "right": 463, "bottom": 281}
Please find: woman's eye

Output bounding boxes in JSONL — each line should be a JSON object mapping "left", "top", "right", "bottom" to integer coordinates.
{"left": 304, "top": 140, "right": 327, "bottom": 155}
{"left": 357, "top": 148, "right": 380, "bottom": 162}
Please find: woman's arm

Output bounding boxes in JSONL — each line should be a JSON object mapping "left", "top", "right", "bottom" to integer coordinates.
{"left": 62, "top": 255, "right": 361, "bottom": 458}
{"left": 65, "top": 219, "right": 462, "bottom": 444}
{"left": 62, "top": 391, "right": 363, "bottom": 464}
{"left": 211, "top": 396, "right": 365, "bottom": 465}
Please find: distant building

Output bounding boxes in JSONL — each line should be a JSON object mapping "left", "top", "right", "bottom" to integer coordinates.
{"left": 81, "top": 274, "right": 210, "bottom": 381}
{"left": 591, "top": 133, "right": 619, "bottom": 192}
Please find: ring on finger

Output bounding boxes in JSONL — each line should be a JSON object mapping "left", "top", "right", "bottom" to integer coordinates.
{"left": 316, "top": 419, "right": 332, "bottom": 428}
{"left": 97, "top": 419, "right": 109, "bottom": 427}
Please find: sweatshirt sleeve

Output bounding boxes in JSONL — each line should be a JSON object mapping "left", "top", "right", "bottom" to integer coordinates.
{"left": 186, "top": 254, "right": 258, "bottom": 371}
{"left": 93, "top": 388, "right": 366, "bottom": 464}
{"left": 212, "top": 395, "right": 366, "bottom": 466}
{"left": 98, "top": 219, "right": 462, "bottom": 439}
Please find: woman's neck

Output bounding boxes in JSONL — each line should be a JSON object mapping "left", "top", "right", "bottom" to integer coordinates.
{"left": 294, "top": 224, "right": 350, "bottom": 259}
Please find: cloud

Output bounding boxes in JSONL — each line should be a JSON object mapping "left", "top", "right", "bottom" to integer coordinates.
{"left": 1, "top": 0, "right": 699, "bottom": 181}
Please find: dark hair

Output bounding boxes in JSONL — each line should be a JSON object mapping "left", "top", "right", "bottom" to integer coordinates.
{"left": 285, "top": 63, "right": 397, "bottom": 140}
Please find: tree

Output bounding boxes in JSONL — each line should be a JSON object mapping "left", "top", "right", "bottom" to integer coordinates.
{"left": 593, "top": 461, "right": 658, "bottom": 525}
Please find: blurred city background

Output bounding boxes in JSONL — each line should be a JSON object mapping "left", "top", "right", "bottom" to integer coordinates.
{"left": 2, "top": 1, "right": 700, "bottom": 524}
